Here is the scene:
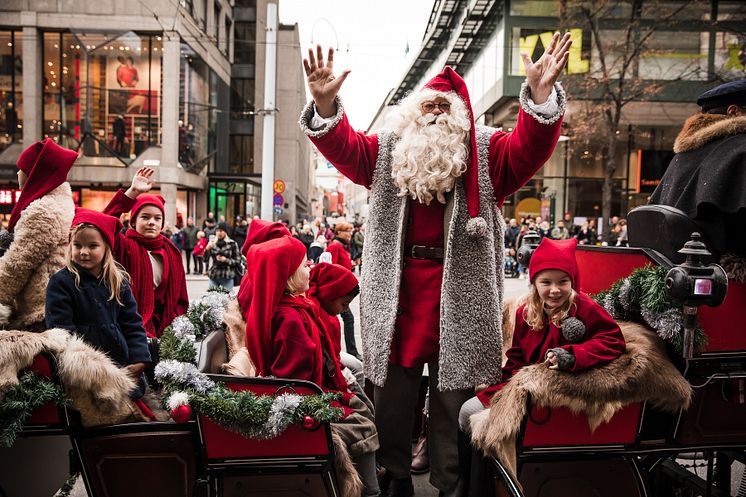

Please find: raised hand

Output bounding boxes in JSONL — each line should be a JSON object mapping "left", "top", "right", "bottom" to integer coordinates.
{"left": 125, "top": 167, "right": 155, "bottom": 198}
{"left": 303, "top": 45, "right": 350, "bottom": 118}
{"left": 522, "top": 32, "right": 572, "bottom": 104}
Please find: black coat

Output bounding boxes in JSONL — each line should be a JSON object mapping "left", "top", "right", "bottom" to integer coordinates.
{"left": 46, "top": 266, "right": 151, "bottom": 396}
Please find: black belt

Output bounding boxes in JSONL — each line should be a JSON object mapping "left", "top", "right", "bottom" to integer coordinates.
{"left": 405, "top": 245, "right": 444, "bottom": 260}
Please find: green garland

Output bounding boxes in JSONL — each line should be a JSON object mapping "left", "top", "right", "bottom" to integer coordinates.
{"left": 0, "top": 372, "right": 68, "bottom": 448}
{"left": 592, "top": 264, "right": 707, "bottom": 353}
{"left": 159, "top": 327, "right": 197, "bottom": 364}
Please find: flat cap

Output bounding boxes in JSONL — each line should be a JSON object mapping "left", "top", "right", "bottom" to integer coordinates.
{"left": 697, "top": 78, "right": 746, "bottom": 111}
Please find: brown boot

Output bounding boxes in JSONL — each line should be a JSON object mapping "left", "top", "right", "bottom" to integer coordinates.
{"left": 410, "top": 432, "right": 429, "bottom": 474}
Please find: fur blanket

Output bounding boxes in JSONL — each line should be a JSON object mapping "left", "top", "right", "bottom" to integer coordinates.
{"left": 470, "top": 321, "right": 691, "bottom": 480}
{"left": 0, "top": 328, "right": 149, "bottom": 427}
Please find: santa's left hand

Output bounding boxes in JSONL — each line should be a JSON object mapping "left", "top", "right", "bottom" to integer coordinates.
{"left": 522, "top": 32, "right": 572, "bottom": 104}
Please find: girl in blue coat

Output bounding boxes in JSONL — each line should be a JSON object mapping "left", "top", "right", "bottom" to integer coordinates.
{"left": 46, "top": 208, "right": 151, "bottom": 399}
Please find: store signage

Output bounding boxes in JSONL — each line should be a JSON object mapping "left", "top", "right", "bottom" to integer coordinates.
{"left": 273, "top": 179, "right": 285, "bottom": 194}
{"left": 272, "top": 193, "right": 284, "bottom": 206}
{"left": 520, "top": 28, "right": 589, "bottom": 74}
{"left": 637, "top": 149, "right": 674, "bottom": 194}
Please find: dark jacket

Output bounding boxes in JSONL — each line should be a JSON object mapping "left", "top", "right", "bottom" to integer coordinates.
{"left": 206, "top": 237, "right": 242, "bottom": 281}
{"left": 182, "top": 224, "right": 198, "bottom": 250}
{"left": 45, "top": 266, "right": 151, "bottom": 397}
{"left": 231, "top": 224, "right": 248, "bottom": 251}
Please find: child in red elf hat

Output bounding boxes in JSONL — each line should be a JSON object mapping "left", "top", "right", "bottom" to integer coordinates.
{"left": 102, "top": 168, "right": 188, "bottom": 338}
{"left": 45, "top": 209, "right": 152, "bottom": 408}
{"left": 242, "top": 236, "right": 380, "bottom": 497}
{"left": 458, "top": 238, "right": 626, "bottom": 432}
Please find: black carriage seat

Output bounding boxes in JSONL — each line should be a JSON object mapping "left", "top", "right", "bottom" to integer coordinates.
{"left": 73, "top": 421, "right": 199, "bottom": 497}
{"left": 196, "top": 329, "right": 229, "bottom": 373}
{"left": 627, "top": 205, "right": 718, "bottom": 265}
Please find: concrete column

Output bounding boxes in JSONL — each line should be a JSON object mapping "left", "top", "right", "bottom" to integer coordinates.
{"left": 196, "top": 189, "right": 208, "bottom": 225}
{"left": 161, "top": 32, "right": 180, "bottom": 168}
{"left": 161, "top": 182, "right": 178, "bottom": 229}
{"left": 21, "top": 19, "right": 41, "bottom": 146}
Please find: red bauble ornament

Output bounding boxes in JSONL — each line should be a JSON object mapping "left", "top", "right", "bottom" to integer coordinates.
{"left": 303, "top": 415, "right": 320, "bottom": 431}
{"left": 170, "top": 405, "right": 192, "bottom": 423}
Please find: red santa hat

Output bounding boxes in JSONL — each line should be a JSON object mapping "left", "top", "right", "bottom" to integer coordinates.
{"left": 242, "top": 219, "right": 290, "bottom": 257}
{"left": 528, "top": 237, "right": 580, "bottom": 289}
{"left": 308, "top": 262, "right": 359, "bottom": 302}
{"left": 71, "top": 208, "right": 122, "bottom": 249}
{"left": 423, "top": 67, "right": 485, "bottom": 235}
{"left": 9, "top": 139, "right": 78, "bottom": 232}
{"left": 243, "top": 236, "right": 307, "bottom": 376}
{"left": 130, "top": 194, "right": 165, "bottom": 228}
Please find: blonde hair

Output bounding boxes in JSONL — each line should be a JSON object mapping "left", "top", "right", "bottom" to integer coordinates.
{"left": 523, "top": 284, "right": 577, "bottom": 331}
{"left": 285, "top": 259, "right": 308, "bottom": 296}
{"left": 67, "top": 224, "right": 131, "bottom": 306}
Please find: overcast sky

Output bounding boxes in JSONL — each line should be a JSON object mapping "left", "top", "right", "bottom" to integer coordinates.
{"left": 278, "top": 0, "right": 436, "bottom": 130}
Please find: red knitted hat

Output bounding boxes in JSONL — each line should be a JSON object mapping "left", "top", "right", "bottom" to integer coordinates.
{"left": 243, "top": 236, "right": 307, "bottom": 376}
{"left": 423, "top": 67, "right": 481, "bottom": 223}
{"left": 130, "top": 194, "right": 165, "bottom": 228}
{"left": 71, "top": 208, "right": 123, "bottom": 249}
{"left": 308, "top": 262, "right": 359, "bottom": 302}
{"left": 529, "top": 238, "right": 580, "bottom": 289}
{"left": 9, "top": 139, "right": 77, "bottom": 232}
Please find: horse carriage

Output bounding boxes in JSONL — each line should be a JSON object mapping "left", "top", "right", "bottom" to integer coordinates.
{"left": 0, "top": 203, "right": 744, "bottom": 497}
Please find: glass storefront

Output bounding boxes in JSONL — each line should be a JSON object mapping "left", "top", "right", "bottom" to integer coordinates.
{"left": 41, "top": 31, "right": 163, "bottom": 162}
{"left": 0, "top": 30, "right": 22, "bottom": 152}
{"left": 208, "top": 179, "right": 260, "bottom": 222}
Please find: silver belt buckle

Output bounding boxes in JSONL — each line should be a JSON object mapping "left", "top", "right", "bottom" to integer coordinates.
{"left": 411, "top": 245, "right": 425, "bottom": 259}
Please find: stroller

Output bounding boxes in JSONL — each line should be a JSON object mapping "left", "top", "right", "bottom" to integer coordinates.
{"left": 503, "top": 247, "right": 519, "bottom": 278}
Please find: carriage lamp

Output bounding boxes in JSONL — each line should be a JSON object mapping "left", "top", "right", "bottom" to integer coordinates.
{"left": 665, "top": 232, "right": 727, "bottom": 359}
{"left": 517, "top": 230, "right": 542, "bottom": 267}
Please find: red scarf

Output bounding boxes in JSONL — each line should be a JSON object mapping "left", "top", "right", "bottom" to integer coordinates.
{"left": 308, "top": 263, "right": 359, "bottom": 358}
{"left": 278, "top": 296, "right": 348, "bottom": 393}
{"left": 117, "top": 229, "right": 188, "bottom": 337}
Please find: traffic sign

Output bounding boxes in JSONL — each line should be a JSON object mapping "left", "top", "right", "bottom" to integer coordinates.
{"left": 273, "top": 193, "right": 284, "bottom": 206}
{"left": 273, "top": 206, "right": 283, "bottom": 215}
{"left": 273, "top": 180, "right": 286, "bottom": 194}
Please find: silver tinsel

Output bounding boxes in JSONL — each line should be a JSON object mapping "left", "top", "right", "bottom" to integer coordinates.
{"left": 263, "top": 393, "right": 303, "bottom": 438}
{"left": 618, "top": 279, "right": 632, "bottom": 310}
{"left": 640, "top": 305, "right": 682, "bottom": 341}
{"left": 171, "top": 315, "right": 197, "bottom": 342}
{"left": 603, "top": 294, "right": 618, "bottom": 318}
{"left": 192, "top": 292, "right": 232, "bottom": 333}
{"left": 155, "top": 360, "right": 215, "bottom": 393}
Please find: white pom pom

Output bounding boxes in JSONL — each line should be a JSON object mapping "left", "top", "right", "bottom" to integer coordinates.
{"left": 466, "top": 217, "right": 488, "bottom": 237}
{"left": 166, "top": 391, "right": 191, "bottom": 410}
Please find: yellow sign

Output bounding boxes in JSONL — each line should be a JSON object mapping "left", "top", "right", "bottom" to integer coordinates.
{"left": 273, "top": 180, "right": 285, "bottom": 194}
{"left": 515, "top": 198, "right": 541, "bottom": 220}
{"left": 519, "top": 29, "right": 589, "bottom": 75}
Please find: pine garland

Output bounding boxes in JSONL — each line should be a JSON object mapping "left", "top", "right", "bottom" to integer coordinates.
{"left": 159, "top": 327, "right": 198, "bottom": 364}
{"left": 592, "top": 265, "right": 707, "bottom": 353}
{"left": 0, "top": 372, "right": 68, "bottom": 448}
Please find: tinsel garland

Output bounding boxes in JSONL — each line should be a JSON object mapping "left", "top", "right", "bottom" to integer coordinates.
{"left": 592, "top": 265, "right": 707, "bottom": 352}
{"left": 52, "top": 473, "right": 79, "bottom": 497}
{"left": 0, "top": 372, "right": 68, "bottom": 448}
{"left": 155, "top": 289, "right": 344, "bottom": 438}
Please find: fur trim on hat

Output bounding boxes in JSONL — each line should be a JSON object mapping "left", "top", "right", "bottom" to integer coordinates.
{"left": 470, "top": 321, "right": 691, "bottom": 481}
{"left": 674, "top": 114, "right": 746, "bottom": 153}
{"left": 561, "top": 317, "right": 586, "bottom": 342}
{"left": 519, "top": 81, "right": 566, "bottom": 125}
{"left": 299, "top": 96, "right": 345, "bottom": 139}
{"left": 466, "top": 216, "right": 488, "bottom": 237}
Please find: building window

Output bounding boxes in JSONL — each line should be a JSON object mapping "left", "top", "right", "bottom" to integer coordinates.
{"left": 224, "top": 17, "right": 232, "bottom": 57}
{"left": 230, "top": 77, "right": 254, "bottom": 117}
{"left": 234, "top": 22, "right": 255, "bottom": 65}
{"left": 180, "top": 0, "right": 194, "bottom": 17}
{"left": 0, "top": 30, "right": 22, "bottom": 152}
{"left": 229, "top": 134, "right": 254, "bottom": 174}
{"left": 214, "top": 2, "right": 222, "bottom": 42}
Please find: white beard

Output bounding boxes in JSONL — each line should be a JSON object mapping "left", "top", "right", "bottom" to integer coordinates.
{"left": 389, "top": 93, "right": 471, "bottom": 205}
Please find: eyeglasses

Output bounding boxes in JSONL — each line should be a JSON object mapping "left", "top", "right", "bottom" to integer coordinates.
{"left": 421, "top": 101, "right": 451, "bottom": 113}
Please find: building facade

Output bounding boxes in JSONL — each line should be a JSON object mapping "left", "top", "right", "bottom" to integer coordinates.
{"left": 368, "top": 0, "right": 746, "bottom": 232}
{"left": 0, "top": 0, "right": 234, "bottom": 227}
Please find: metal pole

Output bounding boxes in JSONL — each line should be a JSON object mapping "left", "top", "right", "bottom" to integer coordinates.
{"left": 260, "top": 2, "right": 277, "bottom": 220}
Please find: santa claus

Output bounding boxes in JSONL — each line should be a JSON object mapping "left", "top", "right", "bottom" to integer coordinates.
{"left": 300, "top": 33, "right": 571, "bottom": 497}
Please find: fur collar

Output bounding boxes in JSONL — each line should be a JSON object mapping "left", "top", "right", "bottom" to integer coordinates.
{"left": 674, "top": 113, "right": 746, "bottom": 153}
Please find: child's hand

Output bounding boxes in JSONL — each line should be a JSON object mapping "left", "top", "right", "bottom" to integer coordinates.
{"left": 125, "top": 167, "right": 155, "bottom": 198}
{"left": 544, "top": 351, "right": 559, "bottom": 370}
{"left": 124, "top": 362, "right": 147, "bottom": 378}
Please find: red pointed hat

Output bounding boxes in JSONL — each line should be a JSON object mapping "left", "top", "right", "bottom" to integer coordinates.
{"left": 72, "top": 208, "right": 123, "bottom": 249}
{"left": 243, "top": 236, "right": 307, "bottom": 376}
{"left": 130, "top": 194, "right": 165, "bottom": 228}
{"left": 529, "top": 238, "right": 580, "bottom": 289}
{"left": 9, "top": 139, "right": 78, "bottom": 232}
{"left": 423, "top": 67, "right": 482, "bottom": 225}
{"left": 308, "top": 262, "right": 359, "bottom": 302}
{"left": 242, "top": 219, "right": 291, "bottom": 257}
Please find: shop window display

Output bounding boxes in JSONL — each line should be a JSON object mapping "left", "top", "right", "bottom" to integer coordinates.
{"left": 42, "top": 31, "right": 162, "bottom": 162}
{"left": 179, "top": 42, "right": 218, "bottom": 172}
{"left": 0, "top": 31, "right": 22, "bottom": 152}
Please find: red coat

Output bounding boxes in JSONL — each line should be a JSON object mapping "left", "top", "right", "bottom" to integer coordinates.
{"left": 477, "top": 292, "right": 626, "bottom": 406}
{"left": 310, "top": 108, "right": 562, "bottom": 367}
{"left": 325, "top": 240, "right": 353, "bottom": 271}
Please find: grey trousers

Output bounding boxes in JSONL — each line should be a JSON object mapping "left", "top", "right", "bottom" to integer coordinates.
{"left": 374, "top": 362, "right": 473, "bottom": 491}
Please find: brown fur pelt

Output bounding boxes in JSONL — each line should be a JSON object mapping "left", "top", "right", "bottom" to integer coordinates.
{"left": 222, "top": 298, "right": 246, "bottom": 360}
{"left": 331, "top": 431, "right": 364, "bottom": 497}
{"left": 221, "top": 347, "right": 255, "bottom": 377}
{"left": 470, "top": 321, "right": 691, "bottom": 480}
{"left": 0, "top": 328, "right": 70, "bottom": 395}
{"left": 674, "top": 113, "right": 746, "bottom": 153}
{"left": 721, "top": 253, "right": 746, "bottom": 284}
